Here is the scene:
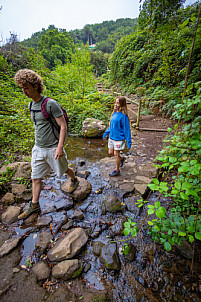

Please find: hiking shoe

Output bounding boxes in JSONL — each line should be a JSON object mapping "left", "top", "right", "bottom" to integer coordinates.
{"left": 18, "top": 201, "right": 41, "bottom": 220}
{"left": 67, "top": 176, "right": 79, "bottom": 193}
{"left": 109, "top": 170, "right": 120, "bottom": 177}
{"left": 120, "top": 157, "right": 125, "bottom": 167}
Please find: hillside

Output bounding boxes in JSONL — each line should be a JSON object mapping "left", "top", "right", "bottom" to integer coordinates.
{"left": 22, "top": 18, "right": 138, "bottom": 53}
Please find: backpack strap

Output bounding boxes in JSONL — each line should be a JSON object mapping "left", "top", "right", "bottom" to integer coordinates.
{"left": 41, "top": 97, "right": 51, "bottom": 119}
{"left": 41, "top": 97, "right": 60, "bottom": 141}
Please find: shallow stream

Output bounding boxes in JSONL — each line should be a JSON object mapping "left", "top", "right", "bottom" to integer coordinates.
{"left": 10, "top": 137, "right": 201, "bottom": 301}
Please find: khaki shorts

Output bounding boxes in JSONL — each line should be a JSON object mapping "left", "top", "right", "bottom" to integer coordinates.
{"left": 31, "top": 145, "right": 68, "bottom": 179}
{"left": 108, "top": 138, "right": 125, "bottom": 151}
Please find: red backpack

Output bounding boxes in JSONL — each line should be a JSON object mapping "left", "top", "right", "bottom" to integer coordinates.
{"left": 29, "top": 97, "right": 69, "bottom": 139}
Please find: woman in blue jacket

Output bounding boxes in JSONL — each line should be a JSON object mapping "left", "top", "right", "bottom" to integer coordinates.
{"left": 103, "top": 96, "right": 132, "bottom": 176}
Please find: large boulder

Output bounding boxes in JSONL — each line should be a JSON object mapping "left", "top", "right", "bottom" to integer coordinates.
{"left": 82, "top": 118, "right": 107, "bottom": 138}
{"left": 61, "top": 177, "right": 92, "bottom": 202}
{"left": 0, "top": 236, "right": 23, "bottom": 257}
{"left": 47, "top": 228, "right": 88, "bottom": 262}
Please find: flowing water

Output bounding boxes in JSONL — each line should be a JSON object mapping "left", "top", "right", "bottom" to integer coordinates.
{"left": 10, "top": 137, "right": 201, "bottom": 301}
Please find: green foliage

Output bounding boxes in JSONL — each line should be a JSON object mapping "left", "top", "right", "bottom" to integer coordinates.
{"left": 0, "top": 43, "right": 114, "bottom": 163}
{"left": 0, "top": 167, "right": 15, "bottom": 192}
{"left": 109, "top": 4, "right": 201, "bottom": 114}
{"left": 37, "top": 26, "right": 74, "bottom": 69}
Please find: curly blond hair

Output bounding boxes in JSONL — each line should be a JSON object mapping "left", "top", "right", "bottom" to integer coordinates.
{"left": 14, "top": 69, "right": 44, "bottom": 93}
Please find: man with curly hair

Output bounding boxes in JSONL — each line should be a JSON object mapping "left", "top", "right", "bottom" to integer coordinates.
{"left": 14, "top": 69, "right": 79, "bottom": 220}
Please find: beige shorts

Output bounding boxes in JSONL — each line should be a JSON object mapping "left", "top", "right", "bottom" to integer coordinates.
{"left": 31, "top": 145, "right": 68, "bottom": 179}
{"left": 108, "top": 138, "right": 125, "bottom": 151}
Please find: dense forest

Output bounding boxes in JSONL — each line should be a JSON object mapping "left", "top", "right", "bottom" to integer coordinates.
{"left": 0, "top": 0, "right": 201, "bottom": 253}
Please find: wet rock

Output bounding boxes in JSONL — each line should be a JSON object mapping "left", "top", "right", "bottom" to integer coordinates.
{"left": 104, "top": 195, "right": 122, "bottom": 213}
{"left": 100, "top": 243, "right": 121, "bottom": 270}
{"left": 124, "top": 242, "right": 136, "bottom": 261}
{"left": 78, "top": 160, "right": 85, "bottom": 167}
{"left": 82, "top": 118, "right": 106, "bottom": 138}
{"left": 91, "top": 225, "right": 102, "bottom": 239}
{"left": 76, "top": 170, "right": 91, "bottom": 179}
{"left": 137, "top": 275, "right": 148, "bottom": 288}
{"left": 1, "top": 206, "right": 21, "bottom": 224}
{"left": 84, "top": 263, "right": 91, "bottom": 273}
{"left": 69, "top": 209, "right": 84, "bottom": 220}
{"left": 32, "top": 261, "right": 50, "bottom": 282}
{"left": 124, "top": 196, "right": 142, "bottom": 216}
{"left": 35, "top": 215, "right": 52, "bottom": 227}
{"left": 35, "top": 231, "right": 53, "bottom": 251}
{"left": 93, "top": 241, "right": 105, "bottom": 256}
{"left": 150, "top": 281, "right": 159, "bottom": 292}
{"left": 53, "top": 197, "right": 74, "bottom": 212}
{"left": 52, "top": 259, "right": 83, "bottom": 280}
{"left": 1, "top": 193, "right": 15, "bottom": 205}
{"left": 61, "top": 177, "right": 92, "bottom": 202}
{"left": 23, "top": 213, "right": 39, "bottom": 224}
{"left": 61, "top": 220, "right": 74, "bottom": 231}
{"left": 111, "top": 218, "right": 126, "bottom": 235}
{"left": 54, "top": 216, "right": 68, "bottom": 234}
{"left": 0, "top": 236, "right": 23, "bottom": 257}
{"left": 47, "top": 228, "right": 88, "bottom": 262}
{"left": 176, "top": 240, "right": 193, "bottom": 259}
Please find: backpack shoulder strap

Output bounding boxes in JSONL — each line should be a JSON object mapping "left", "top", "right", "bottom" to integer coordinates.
{"left": 41, "top": 97, "right": 51, "bottom": 119}
{"left": 29, "top": 101, "right": 33, "bottom": 113}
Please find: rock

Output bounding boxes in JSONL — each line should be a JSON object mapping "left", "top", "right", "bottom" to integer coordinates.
{"left": 1, "top": 193, "right": 15, "bottom": 205}
{"left": 111, "top": 218, "right": 126, "bottom": 235}
{"left": 78, "top": 160, "right": 85, "bottom": 167}
{"left": 69, "top": 209, "right": 84, "bottom": 220}
{"left": 118, "top": 181, "right": 135, "bottom": 193}
{"left": 0, "top": 236, "right": 23, "bottom": 257}
{"left": 35, "top": 215, "right": 52, "bottom": 227}
{"left": 32, "top": 261, "right": 50, "bottom": 282}
{"left": 61, "top": 220, "right": 74, "bottom": 231}
{"left": 82, "top": 118, "right": 106, "bottom": 138}
{"left": 35, "top": 231, "right": 53, "bottom": 251}
{"left": 12, "top": 162, "right": 31, "bottom": 180}
{"left": 1, "top": 206, "right": 21, "bottom": 224}
{"left": 52, "top": 259, "right": 83, "bottom": 280}
{"left": 93, "top": 241, "right": 105, "bottom": 256}
{"left": 76, "top": 170, "right": 91, "bottom": 179}
{"left": 100, "top": 243, "right": 121, "bottom": 270}
{"left": 24, "top": 213, "right": 39, "bottom": 224}
{"left": 104, "top": 195, "right": 122, "bottom": 212}
{"left": 61, "top": 177, "right": 92, "bottom": 202}
{"left": 134, "top": 184, "right": 148, "bottom": 196}
{"left": 84, "top": 263, "right": 91, "bottom": 273}
{"left": 134, "top": 175, "right": 152, "bottom": 184}
{"left": 15, "top": 189, "right": 32, "bottom": 202}
{"left": 47, "top": 228, "right": 88, "bottom": 262}
{"left": 176, "top": 240, "right": 193, "bottom": 259}
{"left": 124, "top": 196, "right": 142, "bottom": 216}
{"left": 54, "top": 197, "right": 74, "bottom": 211}
{"left": 124, "top": 242, "right": 136, "bottom": 261}
{"left": 11, "top": 184, "right": 27, "bottom": 195}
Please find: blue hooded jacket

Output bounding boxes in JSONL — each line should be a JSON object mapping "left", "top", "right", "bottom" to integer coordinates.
{"left": 103, "top": 111, "right": 132, "bottom": 148}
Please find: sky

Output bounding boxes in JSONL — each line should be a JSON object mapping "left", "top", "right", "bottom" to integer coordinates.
{"left": 0, "top": 0, "right": 199, "bottom": 44}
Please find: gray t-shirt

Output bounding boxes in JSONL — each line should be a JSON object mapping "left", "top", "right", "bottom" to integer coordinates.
{"left": 29, "top": 96, "right": 63, "bottom": 148}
